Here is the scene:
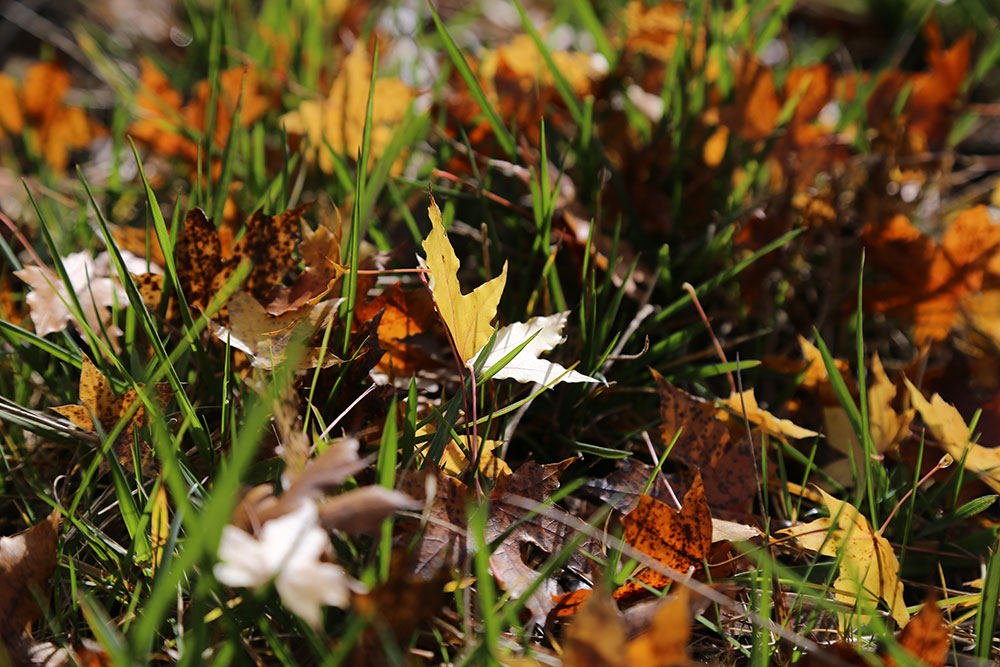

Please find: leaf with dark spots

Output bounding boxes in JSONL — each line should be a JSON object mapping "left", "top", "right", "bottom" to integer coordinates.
{"left": 614, "top": 473, "right": 712, "bottom": 602}
{"left": 51, "top": 356, "right": 171, "bottom": 474}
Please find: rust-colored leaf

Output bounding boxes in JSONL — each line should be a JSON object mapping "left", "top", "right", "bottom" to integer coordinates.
{"left": 890, "top": 595, "right": 949, "bottom": 667}
{"left": 0, "top": 510, "right": 60, "bottom": 642}
{"left": 614, "top": 473, "right": 712, "bottom": 601}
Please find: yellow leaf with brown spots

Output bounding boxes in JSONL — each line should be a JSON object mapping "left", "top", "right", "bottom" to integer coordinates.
{"left": 51, "top": 356, "right": 170, "bottom": 473}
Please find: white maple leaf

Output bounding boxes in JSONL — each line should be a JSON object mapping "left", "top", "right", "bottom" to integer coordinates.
{"left": 471, "top": 311, "right": 598, "bottom": 385}
{"left": 214, "top": 500, "right": 363, "bottom": 628}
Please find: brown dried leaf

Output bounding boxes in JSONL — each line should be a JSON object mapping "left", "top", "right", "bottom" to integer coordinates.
{"left": 0, "top": 510, "right": 60, "bottom": 641}
{"left": 398, "top": 467, "right": 470, "bottom": 578}
{"left": 562, "top": 587, "right": 627, "bottom": 667}
{"left": 891, "top": 595, "right": 949, "bottom": 667}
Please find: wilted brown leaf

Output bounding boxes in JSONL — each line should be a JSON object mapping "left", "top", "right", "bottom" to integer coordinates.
{"left": 0, "top": 510, "right": 60, "bottom": 642}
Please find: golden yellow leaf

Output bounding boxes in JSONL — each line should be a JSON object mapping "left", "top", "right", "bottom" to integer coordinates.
{"left": 869, "top": 352, "right": 914, "bottom": 453}
{"left": 150, "top": 483, "right": 169, "bottom": 575}
{"left": 702, "top": 125, "right": 729, "bottom": 166}
{"left": 416, "top": 425, "right": 511, "bottom": 480}
{"left": 720, "top": 388, "right": 818, "bottom": 441}
{"left": 419, "top": 197, "right": 508, "bottom": 363}
{"left": 904, "top": 377, "right": 1000, "bottom": 493}
{"left": 779, "top": 489, "right": 909, "bottom": 629}
{"left": 281, "top": 47, "right": 412, "bottom": 174}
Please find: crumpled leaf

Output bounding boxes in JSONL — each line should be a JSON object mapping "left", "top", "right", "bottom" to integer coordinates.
{"left": 720, "top": 388, "right": 818, "bottom": 441}
{"left": 778, "top": 488, "right": 909, "bottom": 629}
{"left": 471, "top": 312, "right": 598, "bottom": 385}
{"left": 904, "top": 377, "right": 1000, "bottom": 493}
{"left": 614, "top": 474, "right": 712, "bottom": 601}
{"left": 419, "top": 197, "right": 508, "bottom": 363}
{"left": 208, "top": 291, "right": 343, "bottom": 369}
{"left": 354, "top": 282, "right": 440, "bottom": 377}
{"left": 265, "top": 219, "right": 346, "bottom": 316}
{"left": 51, "top": 356, "right": 170, "bottom": 473}
{"left": 0, "top": 510, "right": 60, "bottom": 642}
{"left": 215, "top": 500, "right": 363, "bottom": 629}
{"left": 281, "top": 46, "right": 412, "bottom": 174}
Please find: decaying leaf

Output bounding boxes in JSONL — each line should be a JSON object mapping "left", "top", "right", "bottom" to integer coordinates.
{"left": 487, "top": 459, "right": 591, "bottom": 627}
{"left": 779, "top": 488, "right": 909, "bottom": 629}
{"left": 137, "top": 204, "right": 312, "bottom": 316}
{"left": 890, "top": 594, "right": 949, "bottom": 667}
{"left": 420, "top": 197, "right": 508, "bottom": 363}
{"left": 471, "top": 312, "right": 598, "bottom": 385}
{"left": 281, "top": 46, "right": 413, "bottom": 174}
{"left": 51, "top": 356, "right": 170, "bottom": 473}
{"left": 354, "top": 282, "right": 440, "bottom": 377}
{"left": 905, "top": 377, "right": 1000, "bottom": 493}
{"left": 614, "top": 473, "right": 712, "bottom": 601}
{"left": 398, "top": 467, "right": 471, "bottom": 578}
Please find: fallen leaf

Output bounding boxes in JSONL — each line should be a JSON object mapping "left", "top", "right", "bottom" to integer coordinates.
{"left": 562, "top": 586, "right": 627, "bottom": 667}
{"left": 265, "top": 219, "right": 346, "bottom": 316}
{"left": 904, "top": 377, "right": 1000, "bottom": 493}
{"left": 317, "top": 486, "right": 419, "bottom": 535}
{"left": 0, "top": 510, "right": 60, "bottom": 642}
{"left": 487, "top": 459, "right": 591, "bottom": 627}
{"left": 778, "top": 488, "right": 909, "bottom": 628}
{"left": 868, "top": 352, "right": 915, "bottom": 454}
{"left": 281, "top": 46, "right": 413, "bottom": 174}
{"left": 354, "top": 282, "right": 440, "bottom": 377}
{"left": 702, "top": 125, "right": 729, "bottom": 166}
{"left": 471, "top": 311, "right": 597, "bottom": 385}
{"left": 891, "top": 594, "right": 949, "bottom": 667}
{"left": 720, "top": 388, "right": 818, "bottom": 441}
{"left": 614, "top": 474, "right": 712, "bottom": 601}
{"left": 51, "top": 356, "right": 170, "bottom": 473}
{"left": 208, "top": 291, "right": 343, "bottom": 369}
{"left": 624, "top": 585, "right": 691, "bottom": 666}
{"left": 653, "top": 370, "right": 757, "bottom": 511}
{"left": 398, "top": 467, "right": 471, "bottom": 578}
{"left": 419, "top": 197, "right": 508, "bottom": 363}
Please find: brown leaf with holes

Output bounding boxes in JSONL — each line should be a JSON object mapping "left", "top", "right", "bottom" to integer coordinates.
{"left": 51, "top": 356, "right": 170, "bottom": 473}
{"left": 487, "top": 459, "right": 593, "bottom": 628}
{"left": 614, "top": 473, "right": 712, "bottom": 601}
{"left": 0, "top": 510, "right": 60, "bottom": 643}
{"left": 265, "top": 219, "right": 346, "bottom": 316}
{"left": 653, "top": 370, "right": 756, "bottom": 511}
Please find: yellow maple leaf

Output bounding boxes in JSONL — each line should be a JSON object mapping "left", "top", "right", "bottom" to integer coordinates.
{"left": 904, "top": 377, "right": 1000, "bottom": 493}
{"left": 720, "top": 388, "right": 818, "bottom": 441}
{"left": 419, "top": 197, "right": 508, "bottom": 363}
{"left": 779, "top": 488, "right": 909, "bottom": 629}
{"left": 281, "top": 47, "right": 412, "bottom": 174}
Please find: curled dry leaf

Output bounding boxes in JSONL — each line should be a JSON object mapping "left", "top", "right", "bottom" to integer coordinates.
{"left": 317, "top": 486, "right": 419, "bottom": 535}
{"left": 779, "top": 488, "right": 909, "bottom": 629}
{"left": 614, "top": 473, "right": 712, "bottom": 601}
{"left": 720, "top": 388, "right": 818, "bottom": 441}
{"left": 904, "top": 377, "right": 1000, "bottom": 493}
{"left": 419, "top": 196, "right": 508, "bottom": 363}
{"left": 51, "top": 356, "right": 170, "bottom": 474}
